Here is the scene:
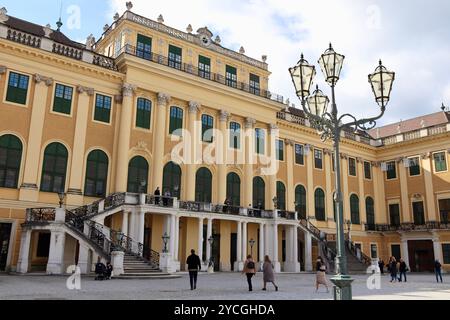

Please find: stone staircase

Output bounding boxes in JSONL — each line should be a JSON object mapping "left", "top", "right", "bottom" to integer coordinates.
{"left": 325, "top": 241, "right": 370, "bottom": 274}
{"left": 112, "top": 254, "right": 179, "bottom": 280}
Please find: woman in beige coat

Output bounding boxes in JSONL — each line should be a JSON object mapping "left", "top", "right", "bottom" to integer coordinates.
{"left": 262, "top": 255, "right": 279, "bottom": 291}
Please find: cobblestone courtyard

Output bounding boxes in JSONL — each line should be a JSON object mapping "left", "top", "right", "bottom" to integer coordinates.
{"left": 1, "top": 272, "right": 449, "bottom": 300}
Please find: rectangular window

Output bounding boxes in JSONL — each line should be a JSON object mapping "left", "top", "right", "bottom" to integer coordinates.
{"left": 439, "top": 199, "right": 450, "bottom": 223}
{"left": 94, "top": 94, "right": 112, "bottom": 123}
{"left": 389, "top": 204, "right": 401, "bottom": 227}
{"left": 370, "top": 244, "right": 378, "bottom": 259}
{"left": 136, "top": 34, "right": 152, "bottom": 60}
{"left": 295, "top": 144, "right": 304, "bottom": 165}
{"left": 443, "top": 244, "right": 450, "bottom": 264}
{"left": 6, "top": 72, "right": 29, "bottom": 105}
{"left": 364, "top": 161, "right": 372, "bottom": 179}
{"left": 168, "top": 45, "right": 182, "bottom": 70}
{"left": 386, "top": 161, "right": 397, "bottom": 180}
{"left": 53, "top": 84, "right": 73, "bottom": 115}
{"left": 226, "top": 65, "right": 237, "bottom": 88}
{"left": 249, "top": 73, "right": 260, "bottom": 95}
{"left": 412, "top": 201, "right": 425, "bottom": 225}
{"left": 136, "top": 98, "right": 152, "bottom": 129}
{"left": 276, "top": 140, "right": 284, "bottom": 161}
{"left": 314, "top": 149, "right": 323, "bottom": 169}
{"left": 434, "top": 152, "right": 447, "bottom": 172}
{"left": 255, "top": 128, "right": 265, "bottom": 155}
{"left": 348, "top": 158, "right": 357, "bottom": 176}
{"left": 408, "top": 157, "right": 421, "bottom": 176}
{"left": 198, "top": 55, "right": 211, "bottom": 80}
{"left": 202, "top": 115, "right": 214, "bottom": 143}
{"left": 230, "top": 122, "right": 241, "bottom": 149}
{"left": 169, "top": 106, "right": 184, "bottom": 136}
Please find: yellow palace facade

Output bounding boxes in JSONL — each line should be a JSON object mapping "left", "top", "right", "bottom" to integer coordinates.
{"left": 0, "top": 3, "right": 450, "bottom": 275}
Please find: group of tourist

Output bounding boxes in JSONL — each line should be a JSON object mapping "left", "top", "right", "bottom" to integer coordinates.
{"left": 378, "top": 257, "right": 444, "bottom": 283}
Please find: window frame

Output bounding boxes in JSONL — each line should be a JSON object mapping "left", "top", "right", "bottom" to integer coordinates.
{"left": 386, "top": 160, "right": 397, "bottom": 180}
{"left": 276, "top": 139, "right": 284, "bottom": 161}
{"left": 229, "top": 121, "right": 241, "bottom": 150}
{"left": 364, "top": 161, "right": 372, "bottom": 180}
{"left": 4, "top": 70, "right": 31, "bottom": 107}
{"left": 433, "top": 151, "right": 448, "bottom": 173}
{"left": 39, "top": 142, "right": 69, "bottom": 193}
{"left": 438, "top": 198, "right": 450, "bottom": 224}
{"left": 314, "top": 188, "right": 326, "bottom": 221}
{"left": 295, "top": 184, "right": 307, "bottom": 220}
{"left": 408, "top": 156, "right": 421, "bottom": 177}
{"left": 295, "top": 144, "right": 305, "bottom": 166}
{"left": 348, "top": 157, "right": 357, "bottom": 177}
{"left": 127, "top": 156, "right": 149, "bottom": 194}
{"left": 370, "top": 243, "right": 378, "bottom": 259}
{"left": 225, "top": 65, "right": 237, "bottom": 88}
{"left": 249, "top": 73, "right": 260, "bottom": 95}
{"left": 442, "top": 243, "right": 450, "bottom": 265}
{"left": 412, "top": 200, "right": 426, "bottom": 225}
{"left": 169, "top": 106, "right": 184, "bottom": 136}
{"left": 92, "top": 93, "right": 113, "bottom": 125}
{"left": 198, "top": 55, "right": 211, "bottom": 80}
{"left": 0, "top": 134, "right": 23, "bottom": 189}
{"left": 136, "top": 34, "right": 152, "bottom": 60}
{"left": 350, "top": 194, "right": 360, "bottom": 225}
{"left": 388, "top": 203, "right": 401, "bottom": 227}
{"left": 168, "top": 44, "right": 182, "bottom": 70}
{"left": 201, "top": 114, "right": 214, "bottom": 143}
{"left": 314, "top": 149, "right": 323, "bottom": 170}
{"left": 135, "top": 97, "right": 152, "bottom": 131}
{"left": 51, "top": 83, "right": 74, "bottom": 116}
{"left": 83, "top": 150, "right": 109, "bottom": 198}
{"left": 255, "top": 128, "right": 265, "bottom": 155}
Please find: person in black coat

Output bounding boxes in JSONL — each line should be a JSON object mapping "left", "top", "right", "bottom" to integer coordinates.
{"left": 398, "top": 259, "right": 408, "bottom": 282}
{"left": 154, "top": 187, "right": 161, "bottom": 205}
{"left": 106, "top": 262, "right": 113, "bottom": 280}
{"left": 389, "top": 257, "right": 398, "bottom": 282}
{"left": 186, "top": 249, "right": 202, "bottom": 290}
{"left": 378, "top": 258, "right": 385, "bottom": 274}
{"left": 435, "top": 260, "right": 443, "bottom": 283}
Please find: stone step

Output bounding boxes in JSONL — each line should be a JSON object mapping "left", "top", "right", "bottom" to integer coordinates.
{"left": 114, "top": 274, "right": 181, "bottom": 280}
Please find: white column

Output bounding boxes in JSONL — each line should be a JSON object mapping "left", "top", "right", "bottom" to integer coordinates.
{"left": 170, "top": 215, "right": 176, "bottom": 257}
{"left": 433, "top": 236, "right": 443, "bottom": 265}
{"left": 138, "top": 211, "right": 145, "bottom": 246}
{"left": 77, "top": 244, "right": 90, "bottom": 274}
{"left": 293, "top": 227, "right": 299, "bottom": 266}
{"left": 206, "top": 219, "right": 213, "bottom": 262}
{"left": 198, "top": 218, "right": 204, "bottom": 262}
{"left": 17, "top": 229, "right": 32, "bottom": 274}
{"left": 242, "top": 222, "right": 248, "bottom": 259}
{"left": 121, "top": 212, "right": 129, "bottom": 236}
{"left": 285, "top": 225, "right": 300, "bottom": 272}
{"left": 304, "top": 232, "right": 313, "bottom": 272}
{"left": 174, "top": 216, "right": 180, "bottom": 261}
{"left": 273, "top": 223, "right": 280, "bottom": 272}
{"left": 235, "top": 221, "right": 242, "bottom": 271}
{"left": 128, "top": 211, "right": 136, "bottom": 240}
{"left": 46, "top": 230, "right": 66, "bottom": 275}
{"left": 259, "top": 223, "right": 265, "bottom": 265}
{"left": 401, "top": 239, "right": 410, "bottom": 268}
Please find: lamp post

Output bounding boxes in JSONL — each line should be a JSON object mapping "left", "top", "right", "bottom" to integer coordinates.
{"left": 249, "top": 238, "right": 256, "bottom": 256}
{"left": 162, "top": 232, "right": 170, "bottom": 253}
{"left": 289, "top": 44, "right": 395, "bottom": 300}
{"left": 140, "top": 180, "right": 147, "bottom": 194}
{"left": 174, "top": 185, "right": 179, "bottom": 199}
{"left": 58, "top": 192, "right": 66, "bottom": 208}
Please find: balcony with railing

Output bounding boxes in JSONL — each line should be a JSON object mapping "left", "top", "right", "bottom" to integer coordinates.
{"left": 1, "top": 25, "right": 118, "bottom": 71}
{"left": 381, "top": 123, "right": 450, "bottom": 146}
{"left": 116, "top": 45, "right": 285, "bottom": 104}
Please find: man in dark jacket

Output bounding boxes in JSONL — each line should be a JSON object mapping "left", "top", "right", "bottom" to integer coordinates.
{"left": 186, "top": 249, "right": 202, "bottom": 290}
{"left": 435, "top": 260, "right": 443, "bottom": 283}
{"left": 154, "top": 187, "right": 161, "bottom": 205}
{"left": 398, "top": 259, "right": 408, "bottom": 282}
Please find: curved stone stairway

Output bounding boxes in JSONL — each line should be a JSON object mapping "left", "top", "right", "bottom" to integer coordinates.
{"left": 113, "top": 254, "right": 180, "bottom": 280}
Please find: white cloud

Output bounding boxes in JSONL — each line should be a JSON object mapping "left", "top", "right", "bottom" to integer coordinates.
{"left": 108, "top": 0, "right": 450, "bottom": 126}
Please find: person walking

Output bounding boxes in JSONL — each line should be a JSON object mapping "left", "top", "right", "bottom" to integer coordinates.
{"left": 435, "top": 259, "right": 443, "bottom": 283}
{"left": 186, "top": 249, "right": 202, "bottom": 290}
{"left": 398, "top": 258, "right": 408, "bottom": 282}
{"left": 315, "top": 257, "right": 329, "bottom": 293}
{"left": 242, "top": 255, "right": 256, "bottom": 291}
{"left": 262, "top": 255, "right": 279, "bottom": 291}
{"left": 389, "top": 257, "right": 398, "bottom": 282}
{"left": 378, "top": 258, "right": 385, "bottom": 275}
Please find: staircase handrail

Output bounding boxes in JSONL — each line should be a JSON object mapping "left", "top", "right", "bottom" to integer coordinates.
{"left": 346, "top": 239, "right": 372, "bottom": 266}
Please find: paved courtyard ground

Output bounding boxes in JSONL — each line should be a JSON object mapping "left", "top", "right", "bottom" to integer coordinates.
{"left": 0, "top": 272, "right": 449, "bottom": 300}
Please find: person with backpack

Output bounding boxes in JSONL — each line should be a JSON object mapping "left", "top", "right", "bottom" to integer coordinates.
{"left": 262, "top": 255, "right": 278, "bottom": 291}
{"left": 242, "top": 255, "right": 256, "bottom": 291}
{"left": 95, "top": 257, "right": 107, "bottom": 281}
{"left": 315, "top": 256, "right": 329, "bottom": 293}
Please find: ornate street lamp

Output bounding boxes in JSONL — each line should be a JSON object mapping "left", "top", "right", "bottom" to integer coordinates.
{"left": 272, "top": 196, "right": 278, "bottom": 210}
{"left": 162, "top": 232, "right": 170, "bottom": 253}
{"left": 289, "top": 44, "right": 395, "bottom": 300}
{"left": 58, "top": 192, "right": 66, "bottom": 208}
{"left": 140, "top": 180, "right": 147, "bottom": 194}
{"left": 249, "top": 238, "right": 256, "bottom": 256}
{"left": 174, "top": 185, "right": 180, "bottom": 199}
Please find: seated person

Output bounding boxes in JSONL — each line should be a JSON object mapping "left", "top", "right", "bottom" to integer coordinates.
{"left": 95, "top": 258, "right": 107, "bottom": 281}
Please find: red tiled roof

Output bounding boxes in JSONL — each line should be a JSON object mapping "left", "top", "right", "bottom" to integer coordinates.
{"left": 368, "top": 111, "right": 450, "bottom": 139}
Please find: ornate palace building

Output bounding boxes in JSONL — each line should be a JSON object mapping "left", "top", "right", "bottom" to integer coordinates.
{"left": 0, "top": 3, "right": 449, "bottom": 276}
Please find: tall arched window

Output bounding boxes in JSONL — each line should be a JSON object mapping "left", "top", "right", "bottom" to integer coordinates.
{"left": 163, "top": 162, "right": 182, "bottom": 198}
{"left": 314, "top": 188, "right": 326, "bottom": 221}
{"left": 253, "top": 177, "right": 265, "bottom": 209}
{"left": 295, "top": 185, "right": 307, "bottom": 219}
{"left": 226, "top": 172, "right": 241, "bottom": 206}
{"left": 127, "top": 156, "right": 149, "bottom": 193}
{"left": 276, "top": 181, "right": 286, "bottom": 210}
{"left": 84, "top": 150, "right": 109, "bottom": 197}
{"left": 350, "top": 194, "right": 360, "bottom": 225}
{"left": 195, "top": 168, "right": 212, "bottom": 203}
{"left": 40, "top": 142, "right": 68, "bottom": 193}
{"left": 366, "top": 197, "right": 375, "bottom": 227}
{"left": 0, "top": 134, "right": 22, "bottom": 189}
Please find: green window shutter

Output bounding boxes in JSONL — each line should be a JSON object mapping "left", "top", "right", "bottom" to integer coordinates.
{"left": 137, "top": 34, "right": 152, "bottom": 46}
{"left": 169, "top": 107, "right": 183, "bottom": 135}
{"left": 53, "top": 84, "right": 73, "bottom": 115}
{"left": 94, "top": 94, "right": 112, "bottom": 123}
{"left": 226, "top": 65, "right": 236, "bottom": 75}
{"left": 6, "top": 72, "right": 29, "bottom": 105}
{"left": 136, "top": 98, "right": 152, "bottom": 129}
{"left": 169, "top": 45, "right": 182, "bottom": 56}
{"left": 199, "top": 55, "right": 210, "bottom": 65}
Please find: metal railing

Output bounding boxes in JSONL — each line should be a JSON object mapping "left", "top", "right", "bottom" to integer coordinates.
{"left": 381, "top": 123, "right": 449, "bottom": 146}
{"left": 25, "top": 208, "right": 56, "bottom": 223}
{"left": 117, "top": 44, "right": 285, "bottom": 104}
{"left": 367, "top": 222, "right": 450, "bottom": 232}
{"left": 145, "top": 195, "right": 175, "bottom": 208}
{"left": 347, "top": 240, "right": 372, "bottom": 266}
{"left": 277, "top": 210, "right": 296, "bottom": 220}
{"left": 104, "top": 193, "right": 127, "bottom": 211}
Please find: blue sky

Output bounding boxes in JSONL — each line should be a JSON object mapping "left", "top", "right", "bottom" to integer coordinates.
{"left": 3, "top": 0, "right": 450, "bottom": 126}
